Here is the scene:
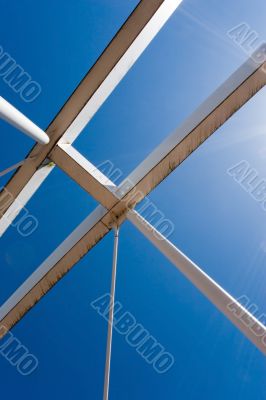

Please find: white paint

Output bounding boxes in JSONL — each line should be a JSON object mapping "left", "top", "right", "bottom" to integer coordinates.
{"left": 0, "top": 97, "right": 49, "bottom": 145}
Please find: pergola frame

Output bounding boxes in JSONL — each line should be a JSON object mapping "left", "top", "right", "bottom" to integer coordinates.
{"left": 0, "top": 0, "right": 266, "bottom": 355}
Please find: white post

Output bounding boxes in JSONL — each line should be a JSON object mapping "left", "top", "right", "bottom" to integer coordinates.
{"left": 103, "top": 225, "right": 120, "bottom": 400}
{"left": 0, "top": 96, "right": 49, "bottom": 145}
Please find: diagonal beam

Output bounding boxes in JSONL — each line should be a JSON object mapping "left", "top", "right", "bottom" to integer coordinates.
{"left": 0, "top": 163, "right": 55, "bottom": 237}
{"left": 0, "top": 0, "right": 182, "bottom": 234}
{"left": 60, "top": 0, "right": 183, "bottom": 145}
{"left": 107, "top": 53, "right": 266, "bottom": 217}
{"left": 0, "top": 205, "right": 110, "bottom": 334}
{"left": 50, "top": 143, "right": 118, "bottom": 209}
{"left": 128, "top": 210, "right": 266, "bottom": 355}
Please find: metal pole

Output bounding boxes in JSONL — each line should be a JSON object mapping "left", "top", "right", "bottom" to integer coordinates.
{"left": 0, "top": 96, "right": 49, "bottom": 145}
{"left": 103, "top": 225, "right": 120, "bottom": 400}
{"left": 0, "top": 159, "right": 28, "bottom": 177}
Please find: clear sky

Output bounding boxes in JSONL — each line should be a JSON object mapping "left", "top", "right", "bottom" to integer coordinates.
{"left": 0, "top": 0, "right": 266, "bottom": 398}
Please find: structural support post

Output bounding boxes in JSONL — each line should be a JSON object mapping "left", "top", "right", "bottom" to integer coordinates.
{"left": 103, "top": 225, "right": 120, "bottom": 400}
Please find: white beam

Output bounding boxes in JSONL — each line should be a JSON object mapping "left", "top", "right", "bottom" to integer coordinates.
{"left": 60, "top": 0, "right": 183, "bottom": 144}
{"left": 128, "top": 210, "right": 266, "bottom": 355}
{"left": 0, "top": 164, "right": 54, "bottom": 237}
{"left": 0, "top": 205, "right": 110, "bottom": 334}
{"left": 112, "top": 51, "right": 266, "bottom": 212}
{"left": 50, "top": 143, "right": 118, "bottom": 209}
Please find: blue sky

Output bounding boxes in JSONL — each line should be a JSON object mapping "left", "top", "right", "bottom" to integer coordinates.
{"left": 0, "top": 0, "right": 266, "bottom": 398}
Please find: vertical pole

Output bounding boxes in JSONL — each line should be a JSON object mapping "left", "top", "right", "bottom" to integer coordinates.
{"left": 103, "top": 225, "right": 120, "bottom": 400}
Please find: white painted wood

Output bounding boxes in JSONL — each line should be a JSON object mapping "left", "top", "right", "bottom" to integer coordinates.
{"left": 0, "top": 164, "right": 54, "bottom": 237}
{"left": 128, "top": 210, "right": 266, "bottom": 355}
{"left": 0, "top": 205, "right": 108, "bottom": 323}
{"left": 60, "top": 0, "right": 183, "bottom": 144}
